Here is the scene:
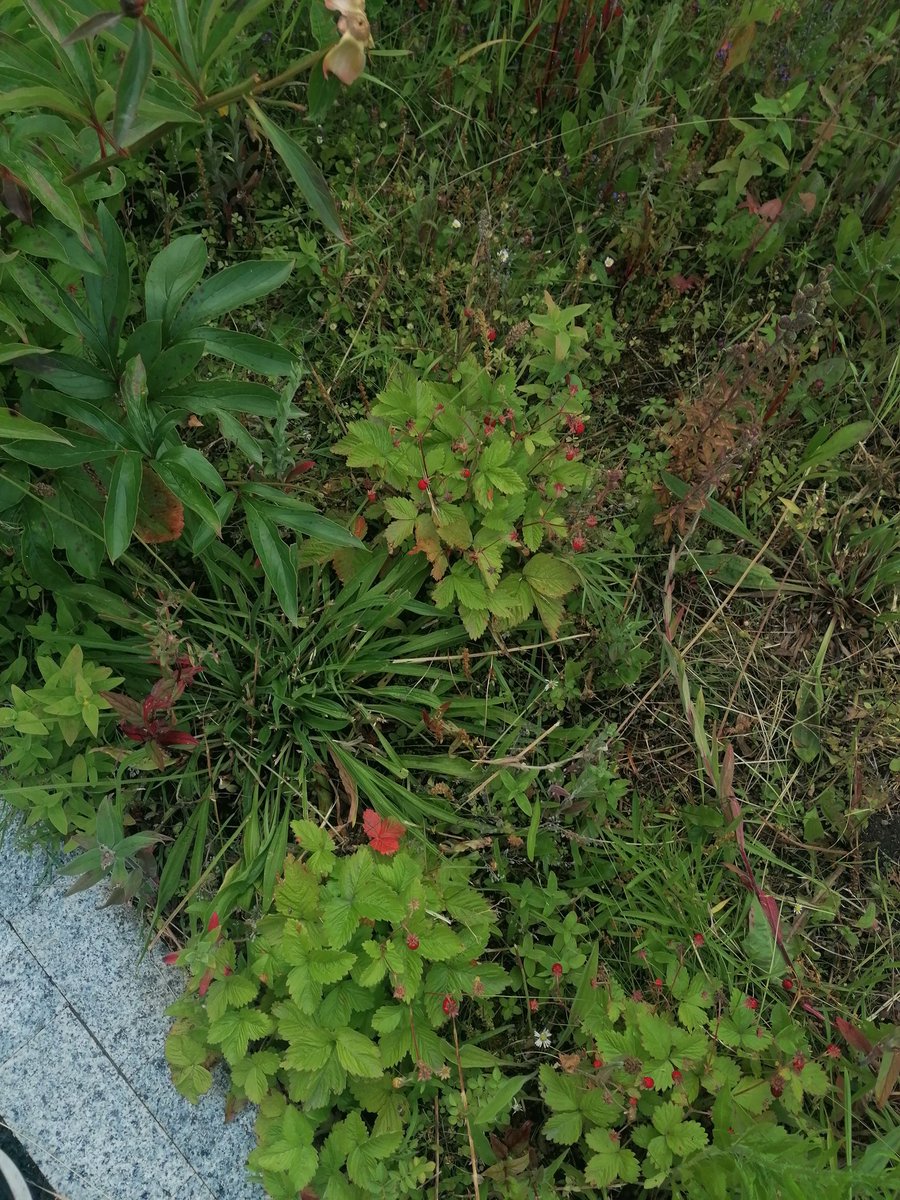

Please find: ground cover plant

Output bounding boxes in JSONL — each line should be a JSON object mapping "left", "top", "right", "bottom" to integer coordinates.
{"left": 1, "top": 0, "right": 898, "bottom": 1196}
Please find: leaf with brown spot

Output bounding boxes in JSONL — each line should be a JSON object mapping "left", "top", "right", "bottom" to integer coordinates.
{"left": 1, "top": 167, "right": 33, "bottom": 224}
{"left": 411, "top": 512, "right": 448, "bottom": 580}
{"left": 328, "top": 745, "right": 358, "bottom": 826}
{"left": 135, "top": 466, "right": 184, "bottom": 543}
{"left": 558, "top": 1052, "right": 582, "bottom": 1073}
{"left": 797, "top": 192, "right": 816, "bottom": 214}
{"left": 874, "top": 1045, "right": 900, "bottom": 1110}
{"left": 722, "top": 23, "right": 756, "bottom": 76}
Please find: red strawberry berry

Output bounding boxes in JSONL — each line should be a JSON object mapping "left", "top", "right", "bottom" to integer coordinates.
{"left": 653, "top": 978, "right": 663, "bottom": 988}
{"left": 585, "top": 515, "right": 598, "bottom": 528}
{"left": 565, "top": 448, "right": 577, "bottom": 461}
{"left": 572, "top": 537, "right": 586, "bottom": 552}
{"left": 529, "top": 999, "right": 539, "bottom": 1012}
{"left": 442, "top": 995, "right": 459, "bottom": 1017}
{"left": 366, "top": 489, "right": 377, "bottom": 503}
{"left": 770, "top": 1075, "right": 784, "bottom": 1098}
{"left": 693, "top": 932, "right": 705, "bottom": 947}
{"left": 672, "top": 1068, "right": 682, "bottom": 1082}
{"left": 744, "top": 997, "right": 759, "bottom": 1011}
{"left": 642, "top": 1076, "right": 654, "bottom": 1089}
{"left": 792, "top": 1054, "right": 805, "bottom": 1073}
{"left": 593, "top": 1057, "right": 603, "bottom": 1069}
{"left": 782, "top": 977, "right": 794, "bottom": 991}
{"left": 573, "top": 420, "right": 585, "bottom": 435}
{"left": 462, "top": 468, "right": 471, "bottom": 478}
{"left": 417, "top": 478, "right": 429, "bottom": 491}
{"left": 551, "top": 962, "right": 563, "bottom": 978}
{"left": 825, "top": 1043, "right": 841, "bottom": 1059}
{"left": 487, "top": 328, "right": 497, "bottom": 342}
{"left": 406, "top": 934, "right": 420, "bottom": 950}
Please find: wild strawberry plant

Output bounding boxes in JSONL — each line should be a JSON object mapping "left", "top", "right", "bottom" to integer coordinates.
{"left": 165, "top": 815, "right": 509, "bottom": 1198}
{"left": 332, "top": 294, "right": 598, "bottom": 638}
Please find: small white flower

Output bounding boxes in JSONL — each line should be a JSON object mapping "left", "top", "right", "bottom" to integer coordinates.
{"left": 604, "top": 256, "right": 615, "bottom": 270}
{"left": 534, "top": 1028, "right": 552, "bottom": 1049}
{"left": 498, "top": 247, "right": 510, "bottom": 265}
{"left": 451, "top": 218, "right": 462, "bottom": 230}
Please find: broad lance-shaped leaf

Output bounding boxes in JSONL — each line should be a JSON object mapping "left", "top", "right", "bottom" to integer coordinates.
{"left": 0, "top": 409, "right": 71, "bottom": 444}
{"left": 243, "top": 497, "right": 298, "bottom": 623}
{"left": 171, "top": 259, "right": 294, "bottom": 338}
{"left": 62, "top": 10, "right": 122, "bottom": 45}
{"left": 114, "top": 21, "right": 153, "bottom": 145}
{"left": 144, "top": 235, "right": 208, "bottom": 327}
{"left": 104, "top": 452, "right": 142, "bottom": 562}
{"left": 246, "top": 98, "right": 346, "bottom": 242}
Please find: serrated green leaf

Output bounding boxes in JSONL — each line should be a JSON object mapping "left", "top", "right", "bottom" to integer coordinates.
{"left": 335, "top": 1027, "right": 382, "bottom": 1077}
{"left": 524, "top": 553, "right": 578, "bottom": 598}
{"left": 207, "top": 1007, "right": 273, "bottom": 1064}
{"left": 274, "top": 858, "right": 319, "bottom": 917}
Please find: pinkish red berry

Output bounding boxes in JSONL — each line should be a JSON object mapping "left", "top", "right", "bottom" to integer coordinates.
{"left": 693, "top": 932, "right": 705, "bottom": 947}
{"left": 672, "top": 1068, "right": 682, "bottom": 1082}
{"left": 825, "top": 1043, "right": 841, "bottom": 1059}
{"left": 417, "top": 478, "right": 429, "bottom": 491}
{"left": 642, "top": 1076, "right": 655, "bottom": 1089}
{"left": 573, "top": 420, "right": 585, "bottom": 435}
{"left": 744, "top": 997, "right": 759, "bottom": 1011}
{"left": 593, "top": 1057, "right": 603, "bottom": 1069}
{"left": 529, "top": 999, "right": 539, "bottom": 1012}
{"left": 551, "top": 962, "right": 563, "bottom": 978}
{"left": 487, "top": 328, "right": 497, "bottom": 342}
{"left": 792, "top": 1054, "right": 805, "bottom": 1073}
{"left": 565, "top": 448, "right": 577, "bottom": 461}
{"left": 442, "top": 995, "right": 459, "bottom": 1017}
{"left": 585, "top": 515, "right": 598, "bottom": 528}
{"left": 366, "top": 489, "right": 377, "bottom": 503}
{"left": 572, "top": 537, "right": 586, "bottom": 552}
{"left": 782, "top": 977, "right": 794, "bottom": 991}
{"left": 406, "top": 934, "right": 419, "bottom": 950}
{"left": 462, "top": 468, "right": 471, "bottom": 478}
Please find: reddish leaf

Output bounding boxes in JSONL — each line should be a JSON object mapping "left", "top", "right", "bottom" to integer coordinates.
{"left": 101, "top": 690, "right": 144, "bottom": 723}
{"left": 135, "top": 467, "right": 184, "bottom": 544}
{"left": 757, "top": 198, "right": 783, "bottom": 223}
{"left": 835, "top": 1016, "right": 873, "bottom": 1056}
{"left": 162, "top": 951, "right": 179, "bottom": 965}
{"left": 198, "top": 968, "right": 214, "bottom": 998}
{"left": 156, "top": 729, "right": 199, "bottom": 748}
{"left": 670, "top": 273, "right": 701, "bottom": 294}
{"left": 362, "top": 808, "right": 406, "bottom": 855}
{"left": 797, "top": 191, "right": 816, "bottom": 214}
{"left": 121, "top": 722, "right": 149, "bottom": 743}
{"left": 286, "top": 459, "right": 315, "bottom": 480}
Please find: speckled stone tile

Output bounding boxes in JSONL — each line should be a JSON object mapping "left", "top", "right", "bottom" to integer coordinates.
{"left": 10, "top": 883, "right": 181, "bottom": 1063}
{"left": 0, "top": 1006, "right": 216, "bottom": 1200}
{"left": 0, "top": 831, "right": 56, "bottom": 919}
{"left": 121, "top": 1055, "right": 265, "bottom": 1200}
{"left": 0, "top": 917, "right": 66, "bottom": 1066}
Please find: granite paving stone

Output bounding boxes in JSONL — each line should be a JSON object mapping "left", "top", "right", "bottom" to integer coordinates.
{"left": 121, "top": 1057, "right": 265, "bottom": 1200}
{"left": 0, "top": 824, "right": 260, "bottom": 1199}
{"left": 0, "top": 917, "right": 65, "bottom": 1066}
{"left": 0, "top": 1006, "right": 217, "bottom": 1200}
{"left": 0, "top": 834, "right": 56, "bottom": 920}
